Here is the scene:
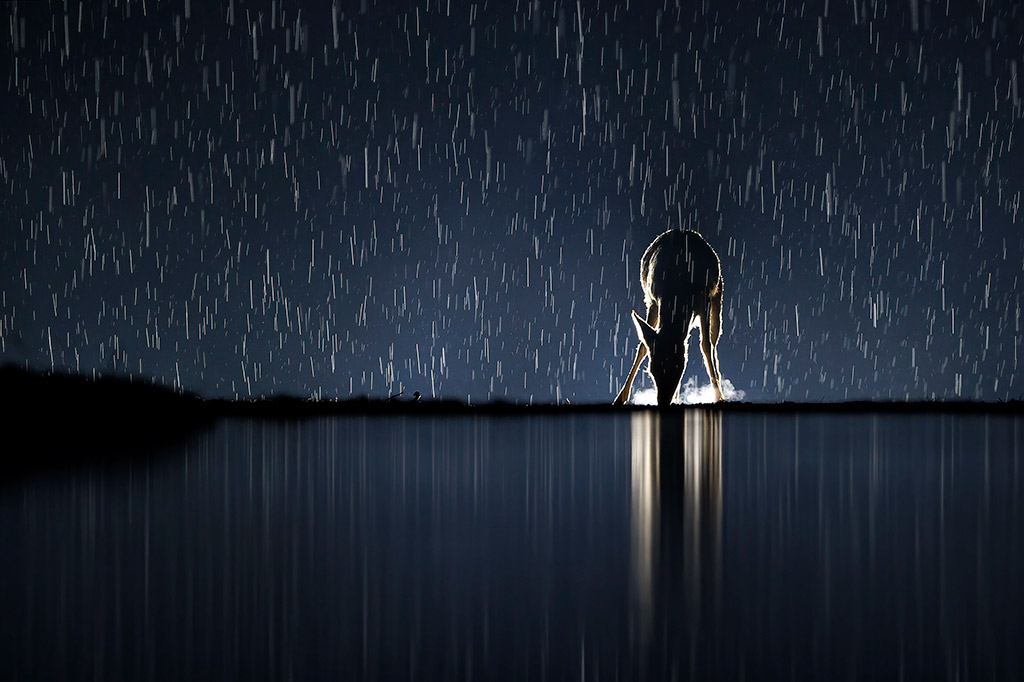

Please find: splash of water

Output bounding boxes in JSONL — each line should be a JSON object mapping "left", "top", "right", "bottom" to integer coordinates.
{"left": 631, "top": 377, "right": 745, "bottom": 405}
{"left": 679, "top": 376, "right": 746, "bottom": 403}
{"left": 631, "top": 386, "right": 659, "bottom": 406}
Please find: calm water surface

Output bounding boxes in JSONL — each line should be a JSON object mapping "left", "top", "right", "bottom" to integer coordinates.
{"left": 2, "top": 411, "right": 1022, "bottom": 680}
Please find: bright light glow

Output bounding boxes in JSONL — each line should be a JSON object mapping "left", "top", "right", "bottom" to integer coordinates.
{"left": 631, "top": 376, "right": 746, "bottom": 405}
{"left": 632, "top": 386, "right": 659, "bottom": 405}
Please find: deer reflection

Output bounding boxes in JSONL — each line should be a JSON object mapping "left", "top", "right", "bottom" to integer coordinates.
{"left": 630, "top": 409, "right": 722, "bottom": 651}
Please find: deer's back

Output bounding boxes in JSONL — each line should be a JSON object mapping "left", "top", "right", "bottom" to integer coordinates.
{"left": 639, "top": 230, "right": 722, "bottom": 305}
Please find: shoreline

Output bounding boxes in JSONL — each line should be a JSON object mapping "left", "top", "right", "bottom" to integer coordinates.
{"left": 4, "top": 365, "right": 1023, "bottom": 418}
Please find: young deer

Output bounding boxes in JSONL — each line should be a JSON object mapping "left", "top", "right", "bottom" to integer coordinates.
{"left": 614, "top": 230, "right": 725, "bottom": 406}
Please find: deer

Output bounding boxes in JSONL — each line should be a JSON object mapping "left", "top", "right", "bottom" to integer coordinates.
{"left": 613, "top": 230, "right": 725, "bottom": 406}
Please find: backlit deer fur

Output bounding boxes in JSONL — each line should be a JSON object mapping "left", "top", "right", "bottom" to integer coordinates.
{"left": 614, "top": 230, "right": 724, "bottom": 406}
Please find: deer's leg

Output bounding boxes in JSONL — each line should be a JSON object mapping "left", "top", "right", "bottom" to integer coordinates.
{"left": 700, "top": 284, "right": 725, "bottom": 401}
{"left": 709, "top": 283, "right": 723, "bottom": 382}
{"left": 614, "top": 303, "right": 659, "bottom": 405}
{"left": 698, "top": 309, "right": 724, "bottom": 402}
{"left": 613, "top": 344, "right": 647, "bottom": 405}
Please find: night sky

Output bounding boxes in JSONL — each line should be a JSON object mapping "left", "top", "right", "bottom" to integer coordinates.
{"left": 2, "top": 0, "right": 1022, "bottom": 403}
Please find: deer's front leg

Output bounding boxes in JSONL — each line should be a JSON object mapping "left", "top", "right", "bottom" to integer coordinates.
{"left": 614, "top": 342, "right": 648, "bottom": 405}
{"left": 614, "top": 303, "right": 659, "bottom": 405}
{"left": 698, "top": 318, "right": 724, "bottom": 402}
{"left": 707, "top": 285, "right": 725, "bottom": 400}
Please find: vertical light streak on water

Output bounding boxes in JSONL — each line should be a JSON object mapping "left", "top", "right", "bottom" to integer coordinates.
{"left": 629, "top": 412, "right": 658, "bottom": 648}
{"left": 681, "top": 409, "right": 722, "bottom": 639}
{"left": 629, "top": 409, "right": 724, "bottom": 673}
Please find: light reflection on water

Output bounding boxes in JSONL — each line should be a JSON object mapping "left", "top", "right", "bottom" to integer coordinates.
{"left": 630, "top": 410, "right": 722, "bottom": 659}
{"left": 1, "top": 412, "right": 1022, "bottom": 680}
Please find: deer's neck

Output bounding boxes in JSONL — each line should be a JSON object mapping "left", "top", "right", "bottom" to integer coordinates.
{"left": 657, "top": 306, "right": 694, "bottom": 337}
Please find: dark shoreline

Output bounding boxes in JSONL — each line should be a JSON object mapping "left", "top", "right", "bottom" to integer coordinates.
{"left": 2, "top": 363, "right": 1022, "bottom": 482}
{"left": 4, "top": 365, "right": 1023, "bottom": 418}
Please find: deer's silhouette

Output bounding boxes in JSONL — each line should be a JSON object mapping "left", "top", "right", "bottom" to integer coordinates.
{"left": 614, "top": 230, "right": 725, "bottom": 406}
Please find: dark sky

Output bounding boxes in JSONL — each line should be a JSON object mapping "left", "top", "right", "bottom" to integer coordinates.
{"left": 1, "top": 0, "right": 1022, "bottom": 402}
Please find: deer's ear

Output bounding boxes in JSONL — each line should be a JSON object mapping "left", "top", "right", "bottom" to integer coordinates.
{"left": 631, "top": 310, "right": 658, "bottom": 351}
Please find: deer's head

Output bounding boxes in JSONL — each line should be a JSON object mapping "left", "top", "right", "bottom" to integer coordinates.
{"left": 632, "top": 311, "right": 686, "bottom": 406}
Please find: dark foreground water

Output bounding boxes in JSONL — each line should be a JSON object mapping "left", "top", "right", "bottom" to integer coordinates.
{"left": 2, "top": 411, "right": 1022, "bottom": 681}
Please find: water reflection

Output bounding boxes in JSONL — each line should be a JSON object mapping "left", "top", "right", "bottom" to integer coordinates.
{"left": 630, "top": 411, "right": 1024, "bottom": 679}
{"left": 1, "top": 416, "right": 636, "bottom": 681}
{"left": 1, "top": 412, "right": 1022, "bottom": 680}
{"left": 630, "top": 410, "right": 722, "bottom": 666}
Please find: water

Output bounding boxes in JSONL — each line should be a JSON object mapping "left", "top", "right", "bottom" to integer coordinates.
{"left": 2, "top": 411, "right": 1022, "bottom": 680}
